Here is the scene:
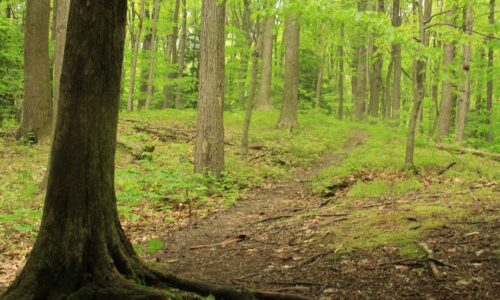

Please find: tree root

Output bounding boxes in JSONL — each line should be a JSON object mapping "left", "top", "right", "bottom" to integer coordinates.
{"left": 147, "top": 267, "right": 311, "bottom": 300}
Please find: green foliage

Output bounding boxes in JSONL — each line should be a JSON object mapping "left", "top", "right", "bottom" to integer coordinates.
{"left": 0, "top": 15, "right": 23, "bottom": 120}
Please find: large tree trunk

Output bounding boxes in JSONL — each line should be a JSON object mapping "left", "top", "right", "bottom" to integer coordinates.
{"left": 163, "top": 0, "right": 181, "bottom": 109}
{"left": 17, "top": 0, "right": 52, "bottom": 143}
{"left": 127, "top": 0, "right": 146, "bottom": 112}
{"left": 391, "top": 0, "right": 402, "bottom": 121}
{"left": 145, "top": 0, "right": 160, "bottom": 109}
{"left": 436, "top": 8, "right": 456, "bottom": 140}
{"left": 405, "top": 0, "right": 432, "bottom": 170}
{"left": 337, "top": 23, "right": 345, "bottom": 120}
{"left": 456, "top": 4, "right": 473, "bottom": 142}
{"left": 486, "top": 0, "right": 494, "bottom": 141}
{"left": 3, "top": 1, "right": 149, "bottom": 298}
{"left": 194, "top": 0, "right": 226, "bottom": 177}
{"left": 276, "top": 15, "right": 300, "bottom": 131}
{"left": 3, "top": 2, "right": 270, "bottom": 299}
{"left": 369, "top": 0, "right": 384, "bottom": 118}
{"left": 174, "top": 0, "right": 187, "bottom": 109}
{"left": 257, "top": 0, "right": 274, "bottom": 110}
{"left": 354, "top": 0, "right": 367, "bottom": 121}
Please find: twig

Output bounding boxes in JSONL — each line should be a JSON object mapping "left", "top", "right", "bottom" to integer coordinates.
{"left": 418, "top": 242, "right": 440, "bottom": 278}
{"left": 294, "top": 250, "right": 334, "bottom": 268}
{"left": 437, "top": 162, "right": 456, "bottom": 175}
{"left": 252, "top": 215, "right": 293, "bottom": 224}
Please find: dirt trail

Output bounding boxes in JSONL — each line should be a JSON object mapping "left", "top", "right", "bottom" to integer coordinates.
{"left": 158, "top": 128, "right": 499, "bottom": 300}
{"left": 157, "top": 129, "right": 368, "bottom": 298}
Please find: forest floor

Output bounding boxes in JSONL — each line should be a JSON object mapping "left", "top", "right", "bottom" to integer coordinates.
{"left": 150, "top": 129, "right": 499, "bottom": 299}
{"left": 0, "top": 111, "right": 499, "bottom": 299}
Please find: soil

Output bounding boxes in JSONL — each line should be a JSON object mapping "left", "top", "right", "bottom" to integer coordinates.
{"left": 153, "top": 129, "right": 500, "bottom": 300}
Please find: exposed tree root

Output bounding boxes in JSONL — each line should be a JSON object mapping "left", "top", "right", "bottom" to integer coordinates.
{"left": 147, "top": 267, "right": 311, "bottom": 300}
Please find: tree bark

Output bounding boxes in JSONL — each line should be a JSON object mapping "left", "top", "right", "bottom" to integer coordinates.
{"left": 391, "top": 0, "right": 402, "bottom": 121}
{"left": 174, "top": 0, "right": 187, "bottom": 109}
{"left": 127, "top": 0, "right": 146, "bottom": 112}
{"left": 486, "top": 0, "right": 494, "bottom": 141}
{"left": 277, "top": 15, "right": 300, "bottom": 131}
{"left": 455, "top": 4, "right": 472, "bottom": 142}
{"left": 194, "top": 0, "right": 226, "bottom": 177}
{"left": 257, "top": 0, "right": 274, "bottom": 110}
{"left": 436, "top": 8, "right": 456, "bottom": 140}
{"left": 405, "top": 0, "right": 432, "bottom": 170}
{"left": 145, "top": 0, "right": 160, "bottom": 109}
{"left": 17, "top": 0, "right": 52, "bottom": 143}
{"left": 337, "top": 23, "right": 345, "bottom": 120}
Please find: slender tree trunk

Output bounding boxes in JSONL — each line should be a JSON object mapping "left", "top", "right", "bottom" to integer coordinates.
{"left": 241, "top": 20, "right": 261, "bottom": 157}
{"left": 17, "top": 0, "right": 52, "bottom": 143}
{"left": 436, "top": 8, "right": 456, "bottom": 140}
{"left": 405, "top": 0, "right": 431, "bottom": 170}
{"left": 137, "top": 9, "right": 151, "bottom": 110}
{"left": 277, "top": 15, "right": 300, "bottom": 131}
{"left": 456, "top": 4, "right": 473, "bottom": 142}
{"left": 486, "top": 0, "right": 494, "bottom": 141}
{"left": 163, "top": 0, "right": 181, "bottom": 108}
{"left": 429, "top": 60, "right": 440, "bottom": 137}
{"left": 405, "top": 0, "right": 432, "bottom": 169}
{"left": 194, "top": 0, "right": 226, "bottom": 177}
{"left": 127, "top": 0, "right": 146, "bottom": 112}
{"left": 337, "top": 23, "right": 345, "bottom": 120}
{"left": 145, "top": 0, "right": 160, "bottom": 109}
{"left": 384, "top": 58, "right": 393, "bottom": 118}
{"left": 257, "top": 0, "right": 274, "bottom": 110}
{"left": 391, "top": 0, "right": 402, "bottom": 121}
{"left": 315, "top": 52, "right": 324, "bottom": 108}
{"left": 175, "top": 0, "right": 187, "bottom": 109}
{"left": 369, "top": 0, "right": 384, "bottom": 118}
{"left": 354, "top": 0, "right": 367, "bottom": 121}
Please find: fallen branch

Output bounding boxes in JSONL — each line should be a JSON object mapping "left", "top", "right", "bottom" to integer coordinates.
{"left": 117, "top": 139, "right": 155, "bottom": 160}
{"left": 437, "top": 162, "right": 457, "bottom": 175}
{"left": 294, "top": 250, "right": 334, "bottom": 268}
{"left": 252, "top": 215, "right": 294, "bottom": 224}
{"left": 418, "top": 242, "right": 448, "bottom": 279}
{"left": 189, "top": 235, "right": 248, "bottom": 250}
{"left": 436, "top": 144, "right": 500, "bottom": 161}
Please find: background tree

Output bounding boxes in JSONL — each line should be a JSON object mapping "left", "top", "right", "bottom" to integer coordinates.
{"left": 276, "top": 14, "right": 300, "bottom": 131}
{"left": 16, "top": 0, "right": 52, "bottom": 143}
{"left": 194, "top": 0, "right": 226, "bottom": 177}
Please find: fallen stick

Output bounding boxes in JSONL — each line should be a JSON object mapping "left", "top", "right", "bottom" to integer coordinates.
{"left": 437, "top": 162, "right": 457, "bottom": 175}
{"left": 252, "top": 215, "right": 294, "bottom": 224}
{"left": 189, "top": 235, "right": 248, "bottom": 250}
{"left": 294, "top": 250, "right": 334, "bottom": 268}
{"left": 418, "top": 242, "right": 441, "bottom": 279}
{"left": 436, "top": 144, "right": 500, "bottom": 161}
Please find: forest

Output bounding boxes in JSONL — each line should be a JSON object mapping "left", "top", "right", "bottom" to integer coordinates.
{"left": 0, "top": 0, "right": 498, "bottom": 299}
